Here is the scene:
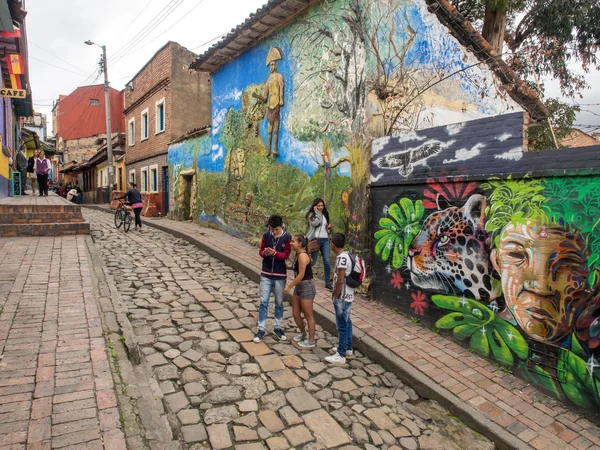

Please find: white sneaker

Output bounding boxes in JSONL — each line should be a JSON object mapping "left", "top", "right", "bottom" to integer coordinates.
{"left": 345, "top": 350, "right": 353, "bottom": 357}
{"left": 325, "top": 353, "right": 346, "bottom": 364}
{"left": 293, "top": 333, "right": 306, "bottom": 342}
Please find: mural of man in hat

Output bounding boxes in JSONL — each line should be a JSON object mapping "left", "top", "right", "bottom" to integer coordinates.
{"left": 254, "top": 47, "right": 285, "bottom": 157}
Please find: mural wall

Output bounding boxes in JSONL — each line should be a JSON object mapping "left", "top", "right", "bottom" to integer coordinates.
{"left": 371, "top": 114, "right": 600, "bottom": 412}
{"left": 169, "top": 0, "right": 520, "bottom": 244}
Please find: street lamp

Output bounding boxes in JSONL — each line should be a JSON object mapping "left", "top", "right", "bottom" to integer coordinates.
{"left": 85, "top": 40, "right": 114, "bottom": 198}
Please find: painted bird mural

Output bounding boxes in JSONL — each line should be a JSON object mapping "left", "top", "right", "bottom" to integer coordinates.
{"left": 375, "top": 141, "right": 443, "bottom": 177}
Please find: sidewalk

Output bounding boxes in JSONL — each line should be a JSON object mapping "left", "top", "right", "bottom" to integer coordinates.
{"left": 86, "top": 205, "right": 600, "bottom": 450}
{"left": 0, "top": 235, "right": 126, "bottom": 449}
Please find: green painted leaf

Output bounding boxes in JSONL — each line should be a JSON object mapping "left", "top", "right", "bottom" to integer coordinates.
{"left": 388, "top": 203, "right": 405, "bottom": 226}
{"left": 453, "top": 324, "right": 480, "bottom": 341}
{"left": 533, "top": 366, "right": 562, "bottom": 399}
{"left": 375, "top": 236, "right": 392, "bottom": 255}
{"left": 431, "top": 295, "right": 493, "bottom": 322}
{"left": 374, "top": 229, "right": 391, "bottom": 240}
{"left": 381, "top": 235, "right": 395, "bottom": 261}
{"left": 571, "top": 334, "right": 588, "bottom": 360}
{"left": 558, "top": 349, "right": 597, "bottom": 409}
{"left": 400, "top": 198, "right": 415, "bottom": 222}
{"left": 487, "top": 329, "right": 513, "bottom": 367}
{"left": 379, "top": 218, "right": 397, "bottom": 230}
{"left": 469, "top": 329, "right": 489, "bottom": 357}
{"left": 436, "top": 313, "right": 483, "bottom": 330}
{"left": 392, "top": 240, "right": 403, "bottom": 269}
{"left": 492, "top": 319, "right": 529, "bottom": 359}
{"left": 414, "top": 200, "right": 424, "bottom": 220}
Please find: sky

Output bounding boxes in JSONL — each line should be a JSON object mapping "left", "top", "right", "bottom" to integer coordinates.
{"left": 25, "top": 0, "right": 600, "bottom": 137}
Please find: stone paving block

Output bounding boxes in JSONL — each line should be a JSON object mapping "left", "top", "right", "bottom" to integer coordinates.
{"left": 303, "top": 409, "right": 351, "bottom": 448}
{"left": 241, "top": 342, "right": 272, "bottom": 356}
{"left": 255, "top": 354, "right": 286, "bottom": 372}
{"left": 259, "top": 410, "right": 285, "bottom": 433}
{"left": 285, "top": 387, "right": 321, "bottom": 413}
{"left": 207, "top": 423, "right": 233, "bottom": 449}
{"left": 283, "top": 425, "right": 314, "bottom": 446}
{"left": 181, "top": 424, "right": 207, "bottom": 443}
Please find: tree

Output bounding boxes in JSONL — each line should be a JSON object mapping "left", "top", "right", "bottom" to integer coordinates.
{"left": 528, "top": 98, "right": 580, "bottom": 150}
{"left": 451, "top": 0, "right": 600, "bottom": 97}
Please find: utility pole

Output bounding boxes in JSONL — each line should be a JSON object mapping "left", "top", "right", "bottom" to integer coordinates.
{"left": 85, "top": 40, "right": 114, "bottom": 196}
{"left": 102, "top": 45, "right": 114, "bottom": 194}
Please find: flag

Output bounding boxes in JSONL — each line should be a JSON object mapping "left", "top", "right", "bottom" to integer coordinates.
{"left": 1, "top": 28, "right": 21, "bottom": 38}
{"left": 6, "top": 54, "right": 24, "bottom": 75}
{"left": 9, "top": 74, "right": 22, "bottom": 89}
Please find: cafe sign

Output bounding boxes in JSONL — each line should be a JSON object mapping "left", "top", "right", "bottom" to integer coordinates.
{"left": 0, "top": 88, "right": 26, "bottom": 98}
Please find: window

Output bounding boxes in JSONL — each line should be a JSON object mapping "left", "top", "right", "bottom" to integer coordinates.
{"left": 141, "top": 167, "right": 148, "bottom": 192}
{"left": 118, "top": 168, "right": 123, "bottom": 191}
{"left": 155, "top": 98, "right": 165, "bottom": 134}
{"left": 90, "top": 99, "right": 99, "bottom": 106}
{"left": 141, "top": 108, "right": 149, "bottom": 140}
{"left": 129, "top": 169, "right": 136, "bottom": 185}
{"left": 128, "top": 118, "right": 135, "bottom": 146}
{"left": 149, "top": 164, "right": 158, "bottom": 192}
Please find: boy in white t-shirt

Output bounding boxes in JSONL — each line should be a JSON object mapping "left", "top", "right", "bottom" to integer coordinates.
{"left": 325, "top": 233, "right": 354, "bottom": 364}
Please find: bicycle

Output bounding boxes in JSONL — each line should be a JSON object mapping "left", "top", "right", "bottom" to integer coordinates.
{"left": 114, "top": 199, "right": 133, "bottom": 232}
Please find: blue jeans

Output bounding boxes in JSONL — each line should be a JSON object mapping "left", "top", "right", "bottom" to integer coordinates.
{"left": 311, "top": 238, "right": 331, "bottom": 287}
{"left": 258, "top": 276, "right": 285, "bottom": 331}
{"left": 333, "top": 299, "right": 353, "bottom": 355}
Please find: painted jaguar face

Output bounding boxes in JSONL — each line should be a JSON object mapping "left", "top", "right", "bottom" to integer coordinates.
{"left": 491, "top": 221, "right": 597, "bottom": 344}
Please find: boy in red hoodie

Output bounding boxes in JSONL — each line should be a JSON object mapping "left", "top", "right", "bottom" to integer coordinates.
{"left": 255, "top": 214, "right": 292, "bottom": 342}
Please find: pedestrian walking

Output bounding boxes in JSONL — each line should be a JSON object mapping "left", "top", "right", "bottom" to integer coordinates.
{"left": 115, "top": 182, "right": 144, "bottom": 230}
{"left": 254, "top": 214, "right": 291, "bottom": 343}
{"left": 325, "top": 232, "right": 354, "bottom": 364}
{"left": 285, "top": 234, "right": 317, "bottom": 348}
{"left": 36, "top": 151, "right": 51, "bottom": 196}
{"left": 15, "top": 146, "right": 27, "bottom": 195}
{"left": 27, "top": 150, "right": 36, "bottom": 193}
{"left": 306, "top": 198, "right": 332, "bottom": 289}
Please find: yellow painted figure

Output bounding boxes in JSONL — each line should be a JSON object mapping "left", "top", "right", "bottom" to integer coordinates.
{"left": 253, "top": 47, "right": 285, "bottom": 157}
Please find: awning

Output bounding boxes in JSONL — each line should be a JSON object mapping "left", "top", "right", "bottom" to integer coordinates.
{"left": 0, "top": 0, "right": 14, "bottom": 33}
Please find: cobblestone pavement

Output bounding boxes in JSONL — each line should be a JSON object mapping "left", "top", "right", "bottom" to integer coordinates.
{"left": 0, "top": 236, "right": 126, "bottom": 449}
{"left": 87, "top": 209, "right": 494, "bottom": 450}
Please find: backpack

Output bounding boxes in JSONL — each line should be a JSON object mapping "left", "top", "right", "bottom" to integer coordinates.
{"left": 345, "top": 252, "right": 365, "bottom": 288}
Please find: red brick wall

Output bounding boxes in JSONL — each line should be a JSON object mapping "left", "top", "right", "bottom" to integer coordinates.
{"left": 126, "top": 154, "right": 168, "bottom": 215}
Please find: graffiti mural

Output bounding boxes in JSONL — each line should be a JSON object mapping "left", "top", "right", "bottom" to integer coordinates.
{"left": 170, "top": 0, "right": 520, "bottom": 246}
{"left": 371, "top": 115, "right": 600, "bottom": 412}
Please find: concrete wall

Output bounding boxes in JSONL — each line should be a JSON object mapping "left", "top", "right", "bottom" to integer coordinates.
{"left": 370, "top": 113, "right": 600, "bottom": 412}
{"left": 173, "top": 0, "right": 520, "bottom": 246}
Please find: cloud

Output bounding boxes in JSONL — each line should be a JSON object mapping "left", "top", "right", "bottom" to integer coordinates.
{"left": 211, "top": 145, "right": 224, "bottom": 162}
{"left": 443, "top": 143, "right": 484, "bottom": 164}
{"left": 495, "top": 133, "right": 512, "bottom": 142}
{"left": 212, "top": 109, "right": 227, "bottom": 135}
{"left": 371, "top": 136, "right": 390, "bottom": 156}
{"left": 495, "top": 147, "right": 523, "bottom": 161}
{"left": 370, "top": 173, "right": 384, "bottom": 183}
{"left": 446, "top": 123, "right": 464, "bottom": 136}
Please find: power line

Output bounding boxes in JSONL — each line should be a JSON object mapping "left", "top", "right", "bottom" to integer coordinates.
{"left": 29, "top": 56, "right": 91, "bottom": 76}
{"left": 109, "top": 0, "right": 184, "bottom": 64}
{"left": 29, "top": 41, "right": 89, "bottom": 75}
{"left": 115, "top": 0, "right": 209, "bottom": 59}
{"left": 110, "top": 0, "right": 158, "bottom": 46}
{"left": 191, "top": 32, "right": 227, "bottom": 52}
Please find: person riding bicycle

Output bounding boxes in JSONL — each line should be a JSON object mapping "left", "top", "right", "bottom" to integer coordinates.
{"left": 115, "top": 182, "right": 144, "bottom": 231}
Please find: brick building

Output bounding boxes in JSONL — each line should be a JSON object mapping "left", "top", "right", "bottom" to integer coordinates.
{"left": 124, "top": 41, "right": 211, "bottom": 216}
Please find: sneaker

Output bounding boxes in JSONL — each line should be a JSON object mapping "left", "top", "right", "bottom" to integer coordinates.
{"left": 253, "top": 330, "right": 266, "bottom": 343}
{"left": 273, "top": 329, "right": 287, "bottom": 341}
{"left": 293, "top": 333, "right": 306, "bottom": 342}
{"left": 325, "top": 352, "right": 346, "bottom": 364}
{"left": 325, "top": 285, "right": 333, "bottom": 291}
{"left": 345, "top": 350, "right": 353, "bottom": 357}
{"left": 298, "top": 339, "right": 316, "bottom": 349}
{"left": 329, "top": 346, "right": 338, "bottom": 355}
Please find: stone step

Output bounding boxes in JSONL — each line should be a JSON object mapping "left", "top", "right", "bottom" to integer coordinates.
{"left": 0, "top": 221, "right": 91, "bottom": 237}
{"left": 0, "top": 212, "right": 85, "bottom": 224}
{"left": 0, "top": 204, "right": 83, "bottom": 216}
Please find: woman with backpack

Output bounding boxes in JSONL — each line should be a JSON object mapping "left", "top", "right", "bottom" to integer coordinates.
{"left": 306, "top": 198, "right": 332, "bottom": 290}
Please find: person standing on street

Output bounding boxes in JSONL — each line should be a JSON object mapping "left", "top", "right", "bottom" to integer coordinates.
{"left": 255, "top": 214, "right": 291, "bottom": 343}
{"left": 115, "top": 182, "right": 144, "bottom": 230}
{"left": 16, "top": 146, "right": 27, "bottom": 195}
{"left": 306, "top": 198, "right": 333, "bottom": 289}
{"left": 36, "top": 151, "right": 50, "bottom": 196}
{"left": 27, "top": 150, "right": 37, "bottom": 193}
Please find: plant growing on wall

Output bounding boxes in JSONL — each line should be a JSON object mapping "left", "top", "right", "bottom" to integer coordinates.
{"left": 481, "top": 176, "right": 546, "bottom": 247}
{"left": 432, "top": 295, "right": 529, "bottom": 367}
{"left": 374, "top": 198, "right": 423, "bottom": 268}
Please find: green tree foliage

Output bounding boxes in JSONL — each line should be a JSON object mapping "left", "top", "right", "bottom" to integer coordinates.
{"left": 451, "top": 0, "right": 600, "bottom": 96}
{"left": 528, "top": 98, "right": 580, "bottom": 150}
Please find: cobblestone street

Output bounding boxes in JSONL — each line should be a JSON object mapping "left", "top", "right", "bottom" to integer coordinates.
{"left": 86, "top": 208, "right": 494, "bottom": 450}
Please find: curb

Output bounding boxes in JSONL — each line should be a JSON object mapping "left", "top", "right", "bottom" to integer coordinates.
{"left": 84, "top": 205, "right": 531, "bottom": 450}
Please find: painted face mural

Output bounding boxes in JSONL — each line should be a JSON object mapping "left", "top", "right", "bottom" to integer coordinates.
{"left": 407, "top": 194, "right": 499, "bottom": 301}
{"left": 491, "top": 221, "right": 597, "bottom": 344}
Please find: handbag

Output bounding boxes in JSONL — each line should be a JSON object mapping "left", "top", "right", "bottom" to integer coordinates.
{"left": 307, "top": 239, "right": 320, "bottom": 253}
